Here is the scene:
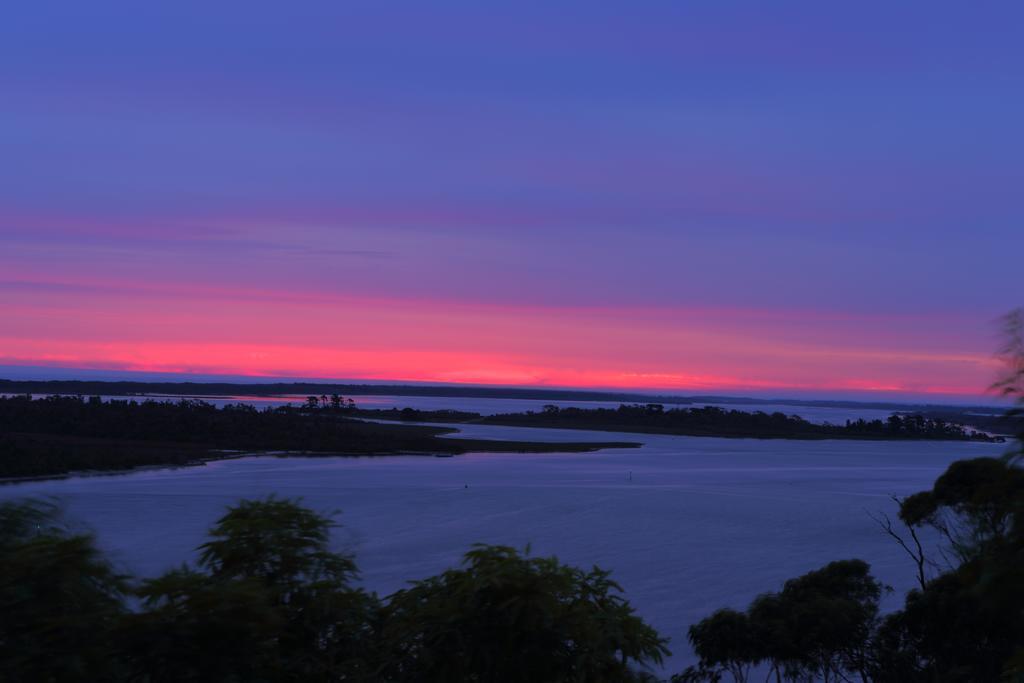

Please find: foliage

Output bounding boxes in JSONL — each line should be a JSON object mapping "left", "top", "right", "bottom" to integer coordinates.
{"left": 123, "top": 498, "right": 379, "bottom": 682}
{"left": 0, "top": 498, "right": 128, "bottom": 682}
{"left": 120, "top": 568, "right": 285, "bottom": 682}
{"left": 898, "top": 456, "right": 1024, "bottom": 562}
{"left": 198, "top": 497, "right": 358, "bottom": 587}
{"left": 480, "top": 404, "right": 1002, "bottom": 442}
{"left": 681, "top": 560, "right": 885, "bottom": 682}
{"left": 379, "top": 544, "right": 669, "bottom": 682}
{"left": 867, "top": 453, "right": 1024, "bottom": 682}
{"left": 0, "top": 497, "right": 664, "bottom": 682}
{"left": 684, "top": 609, "right": 759, "bottom": 682}
{"left": 995, "top": 308, "right": 1024, "bottom": 458}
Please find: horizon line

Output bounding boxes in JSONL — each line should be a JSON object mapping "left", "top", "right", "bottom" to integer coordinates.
{"left": 0, "top": 364, "right": 1009, "bottom": 410}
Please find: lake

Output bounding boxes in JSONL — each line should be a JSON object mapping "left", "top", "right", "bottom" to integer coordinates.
{"left": 0, "top": 413, "right": 1005, "bottom": 675}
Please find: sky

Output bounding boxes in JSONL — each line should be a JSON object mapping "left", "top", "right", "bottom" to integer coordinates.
{"left": 2, "top": 2, "right": 1022, "bottom": 402}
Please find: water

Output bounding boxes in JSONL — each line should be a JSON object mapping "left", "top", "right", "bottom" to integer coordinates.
{"left": 0, "top": 420, "right": 1005, "bottom": 675}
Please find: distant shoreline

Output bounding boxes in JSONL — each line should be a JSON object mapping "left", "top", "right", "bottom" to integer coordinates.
{"left": 0, "top": 445, "right": 623, "bottom": 486}
{"left": 0, "top": 395, "right": 640, "bottom": 480}
{"left": 0, "top": 378, "right": 1007, "bottom": 414}
{"left": 356, "top": 405, "right": 1009, "bottom": 443}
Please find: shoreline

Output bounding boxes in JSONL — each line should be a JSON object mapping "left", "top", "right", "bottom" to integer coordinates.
{"left": 0, "top": 441, "right": 638, "bottom": 486}
{"left": 375, "top": 416, "right": 1008, "bottom": 444}
{"left": 4, "top": 425, "right": 1000, "bottom": 487}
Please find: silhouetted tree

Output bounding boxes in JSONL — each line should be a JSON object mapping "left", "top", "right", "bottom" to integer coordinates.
{"left": 123, "top": 497, "right": 379, "bottom": 681}
{"left": 0, "top": 499, "right": 127, "bottom": 681}
{"left": 684, "top": 560, "right": 885, "bottom": 682}
{"left": 686, "top": 608, "right": 761, "bottom": 682}
{"left": 379, "top": 544, "right": 668, "bottom": 682}
{"left": 868, "top": 494, "right": 934, "bottom": 592}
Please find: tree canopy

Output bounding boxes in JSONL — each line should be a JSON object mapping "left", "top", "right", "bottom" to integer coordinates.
{"left": 0, "top": 497, "right": 667, "bottom": 682}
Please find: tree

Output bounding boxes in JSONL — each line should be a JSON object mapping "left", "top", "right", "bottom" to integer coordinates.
{"left": 868, "top": 495, "right": 933, "bottom": 592}
{"left": 869, "top": 569, "right": 1020, "bottom": 682}
{"left": 686, "top": 608, "right": 760, "bottom": 682}
{"left": 866, "top": 312, "right": 1024, "bottom": 681}
{"left": 120, "top": 568, "right": 284, "bottom": 681}
{"left": 379, "top": 544, "right": 668, "bottom": 682}
{"left": 684, "top": 560, "right": 885, "bottom": 683}
{"left": 995, "top": 308, "right": 1024, "bottom": 461}
{"left": 198, "top": 497, "right": 377, "bottom": 679}
{"left": 898, "top": 457, "right": 1024, "bottom": 562}
{"left": 771, "top": 559, "right": 885, "bottom": 682}
{"left": 124, "top": 497, "right": 379, "bottom": 681}
{"left": 0, "top": 499, "right": 128, "bottom": 681}
{"left": 866, "top": 456, "right": 1024, "bottom": 681}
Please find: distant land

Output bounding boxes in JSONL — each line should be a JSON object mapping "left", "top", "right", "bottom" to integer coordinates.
{"left": 0, "top": 378, "right": 1007, "bottom": 414}
{"left": 2, "top": 378, "right": 1018, "bottom": 438}
{"left": 0, "top": 395, "right": 637, "bottom": 480}
{"left": 353, "top": 405, "right": 1006, "bottom": 442}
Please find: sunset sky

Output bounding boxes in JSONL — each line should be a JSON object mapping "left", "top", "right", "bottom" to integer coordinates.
{"left": 2, "top": 3, "right": 1022, "bottom": 401}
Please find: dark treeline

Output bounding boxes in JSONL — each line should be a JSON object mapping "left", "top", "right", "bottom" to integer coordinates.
{"left": 2, "top": 378, "right": 1008, "bottom": 416}
{"left": 911, "top": 408, "right": 1023, "bottom": 437}
{"left": 0, "top": 379, "right": 692, "bottom": 404}
{"left": 0, "top": 395, "right": 636, "bottom": 479}
{"left": 0, "top": 496, "right": 668, "bottom": 682}
{"left": 366, "top": 403, "right": 1003, "bottom": 442}
{"left": 483, "top": 405, "right": 1001, "bottom": 441}
{"left": 354, "top": 406, "right": 484, "bottom": 422}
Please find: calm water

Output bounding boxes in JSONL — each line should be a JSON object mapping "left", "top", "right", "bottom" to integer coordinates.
{"left": 0, "top": 418, "right": 1005, "bottom": 674}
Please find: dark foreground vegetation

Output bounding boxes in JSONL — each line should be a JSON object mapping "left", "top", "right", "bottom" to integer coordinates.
{"left": 678, "top": 445, "right": 1024, "bottom": 681}
{"left": 0, "top": 496, "right": 668, "bottom": 682}
{"left": 0, "top": 396, "right": 636, "bottom": 479}
{"left": 358, "top": 404, "right": 1004, "bottom": 442}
